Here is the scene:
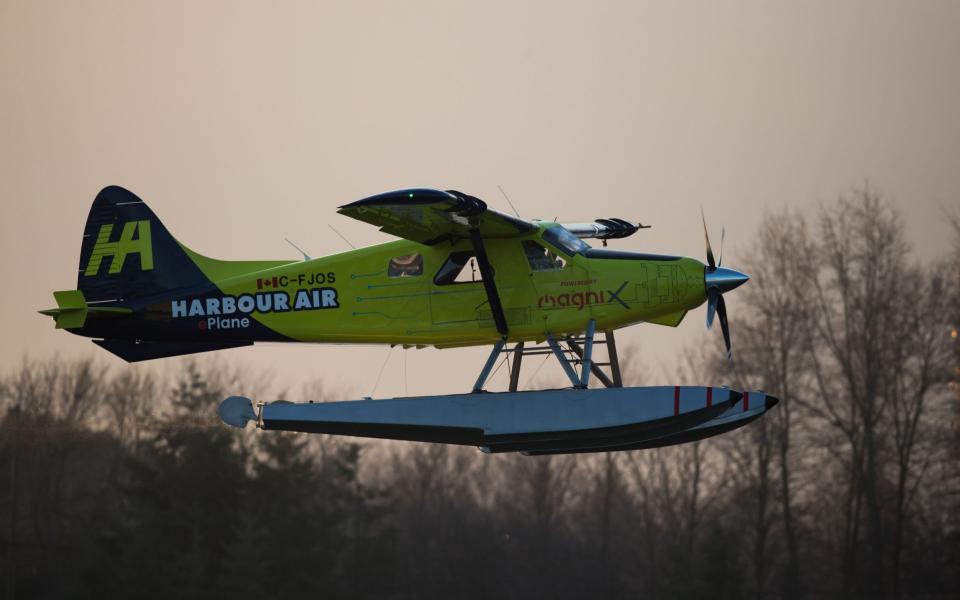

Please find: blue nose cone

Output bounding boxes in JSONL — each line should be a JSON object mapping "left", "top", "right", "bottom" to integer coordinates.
{"left": 705, "top": 266, "right": 750, "bottom": 294}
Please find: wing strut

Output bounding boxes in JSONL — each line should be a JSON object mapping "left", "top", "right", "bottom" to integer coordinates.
{"left": 469, "top": 229, "right": 509, "bottom": 336}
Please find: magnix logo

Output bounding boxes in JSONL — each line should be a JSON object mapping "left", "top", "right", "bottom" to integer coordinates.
{"left": 537, "top": 281, "right": 630, "bottom": 311}
{"left": 83, "top": 220, "right": 154, "bottom": 276}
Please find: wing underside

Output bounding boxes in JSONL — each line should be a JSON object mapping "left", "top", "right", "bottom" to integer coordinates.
{"left": 337, "top": 188, "right": 536, "bottom": 244}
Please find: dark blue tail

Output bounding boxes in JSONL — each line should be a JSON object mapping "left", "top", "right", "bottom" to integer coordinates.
{"left": 78, "top": 186, "right": 210, "bottom": 303}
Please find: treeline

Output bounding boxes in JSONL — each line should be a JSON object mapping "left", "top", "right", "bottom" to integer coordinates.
{"left": 723, "top": 189, "right": 959, "bottom": 599}
{"left": 1, "top": 188, "right": 957, "bottom": 599}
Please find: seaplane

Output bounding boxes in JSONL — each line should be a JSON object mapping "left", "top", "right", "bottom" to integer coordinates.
{"left": 41, "top": 186, "right": 777, "bottom": 455}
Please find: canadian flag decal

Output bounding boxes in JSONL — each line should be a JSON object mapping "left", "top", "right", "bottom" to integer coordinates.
{"left": 257, "top": 277, "right": 279, "bottom": 290}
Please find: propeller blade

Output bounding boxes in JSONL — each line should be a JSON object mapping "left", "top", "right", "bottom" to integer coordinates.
{"left": 701, "top": 208, "right": 716, "bottom": 269}
{"left": 718, "top": 226, "right": 725, "bottom": 267}
{"left": 706, "top": 287, "right": 718, "bottom": 329}
{"left": 717, "top": 294, "right": 732, "bottom": 361}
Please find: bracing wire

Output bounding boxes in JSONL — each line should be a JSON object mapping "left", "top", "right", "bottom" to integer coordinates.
{"left": 497, "top": 184, "right": 521, "bottom": 218}
{"left": 370, "top": 346, "right": 394, "bottom": 397}
{"left": 327, "top": 224, "right": 356, "bottom": 249}
{"left": 522, "top": 353, "right": 552, "bottom": 390}
{"left": 487, "top": 352, "right": 511, "bottom": 384}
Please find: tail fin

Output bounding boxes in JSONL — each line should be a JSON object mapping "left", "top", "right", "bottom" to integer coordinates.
{"left": 78, "top": 186, "right": 211, "bottom": 303}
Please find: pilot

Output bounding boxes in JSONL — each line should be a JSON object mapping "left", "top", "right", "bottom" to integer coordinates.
{"left": 524, "top": 242, "right": 564, "bottom": 271}
{"left": 388, "top": 253, "right": 424, "bottom": 277}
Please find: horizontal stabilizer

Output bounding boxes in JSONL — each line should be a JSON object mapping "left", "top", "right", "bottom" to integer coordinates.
{"left": 38, "top": 289, "right": 132, "bottom": 329}
{"left": 93, "top": 339, "right": 252, "bottom": 362}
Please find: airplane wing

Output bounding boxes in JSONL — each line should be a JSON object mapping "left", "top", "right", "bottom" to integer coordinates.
{"left": 337, "top": 188, "right": 537, "bottom": 245}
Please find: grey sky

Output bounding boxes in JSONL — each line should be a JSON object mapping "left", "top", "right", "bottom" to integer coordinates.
{"left": 2, "top": 1, "right": 957, "bottom": 397}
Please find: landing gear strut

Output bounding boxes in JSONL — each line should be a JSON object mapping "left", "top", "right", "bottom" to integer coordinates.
{"left": 472, "top": 321, "right": 624, "bottom": 393}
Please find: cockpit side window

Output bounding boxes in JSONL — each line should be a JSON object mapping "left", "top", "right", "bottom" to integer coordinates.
{"left": 388, "top": 253, "right": 423, "bottom": 278}
{"left": 434, "top": 251, "right": 489, "bottom": 285}
{"left": 522, "top": 240, "right": 566, "bottom": 271}
{"left": 542, "top": 226, "right": 590, "bottom": 257}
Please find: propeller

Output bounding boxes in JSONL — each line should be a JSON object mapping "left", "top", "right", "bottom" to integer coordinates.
{"left": 701, "top": 210, "right": 749, "bottom": 361}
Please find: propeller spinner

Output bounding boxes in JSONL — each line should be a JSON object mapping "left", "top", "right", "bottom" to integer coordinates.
{"left": 701, "top": 210, "right": 750, "bottom": 360}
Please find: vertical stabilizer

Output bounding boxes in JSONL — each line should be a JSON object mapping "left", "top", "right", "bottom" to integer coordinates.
{"left": 77, "top": 186, "right": 211, "bottom": 302}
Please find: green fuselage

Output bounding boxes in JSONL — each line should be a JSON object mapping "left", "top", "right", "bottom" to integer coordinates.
{"left": 157, "top": 223, "right": 709, "bottom": 347}
{"left": 47, "top": 186, "right": 716, "bottom": 363}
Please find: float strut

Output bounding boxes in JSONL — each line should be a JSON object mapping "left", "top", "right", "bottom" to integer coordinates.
{"left": 565, "top": 339, "right": 615, "bottom": 388}
{"left": 580, "top": 319, "right": 596, "bottom": 387}
{"left": 546, "top": 333, "right": 583, "bottom": 388}
{"left": 508, "top": 342, "right": 524, "bottom": 392}
{"left": 473, "top": 339, "right": 506, "bottom": 393}
{"left": 606, "top": 329, "right": 623, "bottom": 387}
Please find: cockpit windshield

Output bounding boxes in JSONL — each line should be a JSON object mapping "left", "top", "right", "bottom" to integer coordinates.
{"left": 542, "top": 225, "right": 590, "bottom": 256}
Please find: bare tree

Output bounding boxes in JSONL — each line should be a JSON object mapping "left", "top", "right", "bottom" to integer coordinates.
{"left": 103, "top": 369, "right": 157, "bottom": 453}
{"left": 720, "top": 208, "right": 815, "bottom": 598}
{"left": 794, "top": 187, "right": 956, "bottom": 597}
{"left": 801, "top": 189, "right": 895, "bottom": 595}
{"left": 881, "top": 259, "right": 954, "bottom": 598}
{"left": 382, "top": 443, "right": 492, "bottom": 597}
{"left": 624, "top": 440, "right": 727, "bottom": 597}
{"left": 9, "top": 357, "right": 61, "bottom": 417}
{"left": 498, "top": 453, "right": 577, "bottom": 540}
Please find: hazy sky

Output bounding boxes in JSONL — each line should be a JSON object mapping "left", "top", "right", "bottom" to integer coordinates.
{"left": 2, "top": 1, "right": 958, "bottom": 398}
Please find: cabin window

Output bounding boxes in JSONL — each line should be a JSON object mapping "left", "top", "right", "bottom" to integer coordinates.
{"left": 542, "top": 225, "right": 589, "bottom": 256}
{"left": 434, "top": 251, "right": 489, "bottom": 285}
{"left": 388, "top": 253, "right": 423, "bottom": 278}
{"left": 522, "top": 241, "right": 566, "bottom": 271}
